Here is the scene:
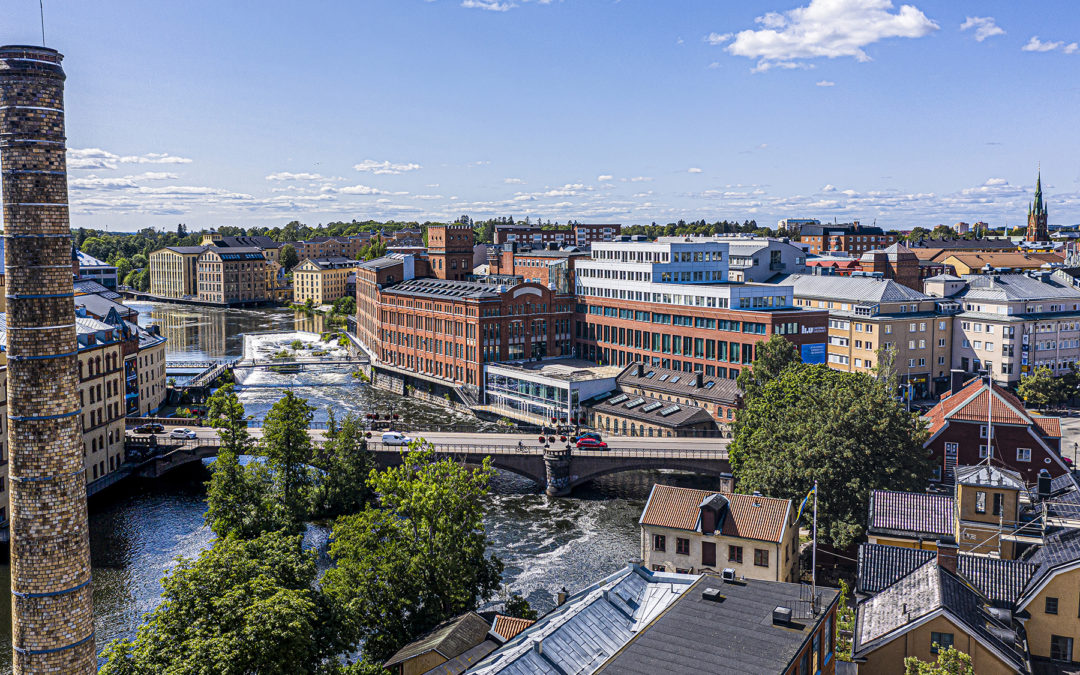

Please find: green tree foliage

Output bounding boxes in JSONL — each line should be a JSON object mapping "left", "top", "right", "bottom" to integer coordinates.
{"left": 736, "top": 334, "right": 802, "bottom": 401}
{"left": 904, "top": 646, "right": 975, "bottom": 674}
{"left": 261, "top": 391, "right": 316, "bottom": 529}
{"left": 332, "top": 295, "right": 356, "bottom": 317}
{"left": 729, "top": 365, "right": 931, "bottom": 548}
{"left": 279, "top": 243, "right": 300, "bottom": 270}
{"left": 114, "top": 257, "right": 133, "bottom": 281}
{"left": 835, "top": 579, "right": 855, "bottom": 661}
{"left": 359, "top": 237, "right": 387, "bottom": 261}
{"left": 622, "top": 219, "right": 766, "bottom": 239}
{"left": 323, "top": 442, "right": 503, "bottom": 662}
{"left": 99, "top": 531, "right": 346, "bottom": 675}
{"left": 310, "top": 411, "right": 374, "bottom": 519}
{"left": 1017, "top": 366, "right": 1064, "bottom": 411}
{"left": 503, "top": 590, "right": 538, "bottom": 621}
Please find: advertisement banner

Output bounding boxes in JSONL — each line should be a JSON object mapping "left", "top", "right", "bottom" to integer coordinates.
{"left": 801, "top": 343, "right": 827, "bottom": 365}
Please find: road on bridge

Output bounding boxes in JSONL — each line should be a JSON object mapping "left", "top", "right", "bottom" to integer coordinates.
{"left": 149, "top": 426, "right": 729, "bottom": 458}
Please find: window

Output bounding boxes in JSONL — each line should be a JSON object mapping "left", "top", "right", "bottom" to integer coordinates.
{"left": 729, "top": 545, "right": 743, "bottom": 563}
{"left": 702, "top": 542, "right": 716, "bottom": 567}
{"left": 1047, "top": 597, "right": 1059, "bottom": 615}
{"left": 980, "top": 424, "right": 994, "bottom": 438}
{"left": 1051, "top": 635, "right": 1073, "bottom": 661}
{"left": 653, "top": 534, "right": 666, "bottom": 552}
{"left": 676, "top": 537, "right": 690, "bottom": 556}
{"left": 930, "top": 632, "right": 954, "bottom": 654}
{"left": 754, "top": 549, "right": 769, "bottom": 567}
{"left": 975, "top": 491, "right": 986, "bottom": 514}
{"left": 993, "top": 492, "right": 1003, "bottom": 517}
{"left": 1017, "top": 448, "right": 1032, "bottom": 462}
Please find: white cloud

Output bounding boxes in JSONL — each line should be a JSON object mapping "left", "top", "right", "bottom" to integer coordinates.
{"left": 67, "top": 148, "right": 193, "bottom": 170}
{"left": 503, "top": 177, "right": 525, "bottom": 184}
{"left": 1022, "top": 36, "right": 1079, "bottom": 53}
{"left": 816, "top": 80, "right": 836, "bottom": 86}
{"left": 720, "top": 0, "right": 939, "bottom": 72}
{"left": 461, "top": 0, "right": 515, "bottom": 10}
{"left": 706, "top": 32, "right": 733, "bottom": 45}
{"left": 597, "top": 175, "right": 614, "bottom": 181}
{"left": 960, "top": 16, "right": 1004, "bottom": 42}
{"left": 338, "top": 184, "right": 391, "bottom": 195}
{"left": 353, "top": 159, "right": 422, "bottom": 175}
{"left": 265, "top": 171, "right": 326, "bottom": 181}
{"left": 687, "top": 167, "right": 704, "bottom": 174}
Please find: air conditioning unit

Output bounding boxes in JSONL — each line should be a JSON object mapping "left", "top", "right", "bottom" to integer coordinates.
{"left": 721, "top": 568, "right": 736, "bottom": 582}
{"left": 773, "top": 606, "right": 793, "bottom": 626}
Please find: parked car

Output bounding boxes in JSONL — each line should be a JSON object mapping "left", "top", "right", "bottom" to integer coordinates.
{"left": 381, "top": 431, "right": 413, "bottom": 446}
{"left": 133, "top": 423, "right": 165, "bottom": 435}
{"left": 573, "top": 432, "right": 602, "bottom": 443}
{"left": 169, "top": 428, "right": 197, "bottom": 440}
{"left": 576, "top": 437, "right": 608, "bottom": 450}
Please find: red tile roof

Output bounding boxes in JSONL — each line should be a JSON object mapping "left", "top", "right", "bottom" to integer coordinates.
{"left": 925, "top": 378, "right": 1060, "bottom": 440}
{"left": 640, "top": 484, "right": 791, "bottom": 543}
{"left": 491, "top": 615, "right": 534, "bottom": 642}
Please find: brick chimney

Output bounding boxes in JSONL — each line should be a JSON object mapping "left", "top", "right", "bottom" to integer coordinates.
{"left": 936, "top": 542, "right": 958, "bottom": 574}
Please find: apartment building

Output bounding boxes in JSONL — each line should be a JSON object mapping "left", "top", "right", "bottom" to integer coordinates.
{"left": 290, "top": 235, "right": 370, "bottom": 261}
{"left": 786, "top": 274, "right": 958, "bottom": 398}
{"left": 148, "top": 245, "right": 206, "bottom": 299}
{"left": 710, "top": 235, "right": 808, "bottom": 282}
{"left": 486, "top": 244, "right": 588, "bottom": 291}
{"left": 292, "top": 256, "right": 358, "bottom": 305}
{"left": 196, "top": 247, "right": 268, "bottom": 305}
{"left": 908, "top": 236, "right": 1017, "bottom": 262}
{"left": 574, "top": 240, "right": 828, "bottom": 379}
{"left": 799, "top": 222, "right": 897, "bottom": 255}
{"left": 493, "top": 223, "right": 621, "bottom": 247}
{"left": 926, "top": 273, "right": 1080, "bottom": 384}
{"left": 639, "top": 484, "right": 799, "bottom": 582}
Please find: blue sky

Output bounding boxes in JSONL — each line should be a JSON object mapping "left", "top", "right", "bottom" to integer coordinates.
{"left": 3, "top": 0, "right": 1079, "bottom": 231}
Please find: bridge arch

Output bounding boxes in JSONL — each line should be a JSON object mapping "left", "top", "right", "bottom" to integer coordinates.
{"left": 569, "top": 461, "right": 731, "bottom": 489}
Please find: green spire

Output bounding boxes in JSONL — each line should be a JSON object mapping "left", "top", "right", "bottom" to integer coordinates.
{"left": 1033, "top": 170, "right": 1045, "bottom": 215}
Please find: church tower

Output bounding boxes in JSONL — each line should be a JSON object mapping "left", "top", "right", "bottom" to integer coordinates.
{"left": 1026, "top": 170, "right": 1049, "bottom": 242}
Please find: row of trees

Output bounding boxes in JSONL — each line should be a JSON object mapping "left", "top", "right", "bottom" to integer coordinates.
{"left": 101, "top": 386, "right": 516, "bottom": 673}
{"left": 1016, "top": 364, "right": 1080, "bottom": 411}
{"left": 622, "top": 219, "right": 767, "bottom": 239}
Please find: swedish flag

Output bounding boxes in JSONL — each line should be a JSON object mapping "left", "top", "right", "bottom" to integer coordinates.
{"left": 796, "top": 485, "right": 816, "bottom": 522}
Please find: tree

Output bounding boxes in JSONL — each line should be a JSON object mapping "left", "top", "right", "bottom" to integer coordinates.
{"left": 322, "top": 442, "right": 503, "bottom": 662}
{"left": 115, "top": 258, "right": 133, "bottom": 282}
{"left": 99, "top": 531, "right": 347, "bottom": 675}
{"left": 1017, "top": 366, "right": 1062, "bottom": 411}
{"left": 502, "top": 590, "right": 538, "bottom": 621}
{"left": 204, "top": 385, "right": 287, "bottom": 538}
{"left": 261, "top": 391, "right": 316, "bottom": 529}
{"left": 310, "top": 411, "right": 374, "bottom": 519}
{"left": 904, "top": 646, "right": 975, "bottom": 674}
{"left": 729, "top": 365, "right": 931, "bottom": 548}
{"left": 736, "top": 334, "right": 802, "bottom": 401}
{"left": 835, "top": 579, "right": 855, "bottom": 661}
{"left": 332, "top": 295, "right": 356, "bottom": 317}
{"left": 280, "top": 243, "right": 300, "bottom": 270}
{"left": 132, "top": 253, "right": 148, "bottom": 269}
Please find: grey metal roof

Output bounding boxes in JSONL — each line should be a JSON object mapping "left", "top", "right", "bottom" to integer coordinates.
{"left": 357, "top": 255, "right": 407, "bottom": 271}
{"left": 786, "top": 274, "right": 930, "bottom": 304}
{"left": 868, "top": 490, "right": 955, "bottom": 540}
{"left": 467, "top": 566, "right": 698, "bottom": 675}
{"left": 74, "top": 279, "right": 122, "bottom": 299}
{"left": 74, "top": 294, "right": 137, "bottom": 319}
{"left": 300, "top": 256, "right": 358, "bottom": 270}
{"left": 801, "top": 223, "right": 887, "bottom": 236}
{"left": 423, "top": 641, "right": 501, "bottom": 675}
{"left": 385, "top": 612, "right": 492, "bottom": 669}
{"left": 162, "top": 246, "right": 209, "bottom": 254}
{"left": 908, "top": 237, "right": 1015, "bottom": 250}
{"left": 617, "top": 363, "right": 740, "bottom": 405}
{"left": 924, "top": 273, "right": 963, "bottom": 282}
{"left": 853, "top": 562, "right": 1026, "bottom": 671}
{"left": 959, "top": 273, "right": 1080, "bottom": 302}
{"left": 1020, "top": 526, "right": 1080, "bottom": 598}
{"left": 216, "top": 235, "right": 280, "bottom": 249}
{"left": 857, "top": 543, "right": 1037, "bottom": 605}
{"left": 598, "top": 575, "right": 840, "bottom": 675}
{"left": 954, "top": 465, "right": 1026, "bottom": 490}
{"left": 386, "top": 278, "right": 502, "bottom": 301}
{"left": 591, "top": 392, "right": 714, "bottom": 429}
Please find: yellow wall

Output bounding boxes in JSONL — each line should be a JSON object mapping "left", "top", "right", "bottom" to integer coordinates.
{"left": 955, "top": 483, "right": 1019, "bottom": 558}
{"left": 859, "top": 615, "right": 1015, "bottom": 675}
{"left": 1024, "top": 566, "right": 1080, "bottom": 662}
{"left": 867, "top": 535, "right": 939, "bottom": 551}
{"left": 397, "top": 651, "right": 446, "bottom": 675}
{"left": 640, "top": 523, "right": 799, "bottom": 582}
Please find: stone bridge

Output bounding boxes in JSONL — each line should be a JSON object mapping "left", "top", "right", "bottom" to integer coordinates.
{"left": 125, "top": 438, "right": 731, "bottom": 496}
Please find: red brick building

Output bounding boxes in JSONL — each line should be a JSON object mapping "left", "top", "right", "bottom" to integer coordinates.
{"left": 427, "top": 224, "right": 475, "bottom": 281}
{"left": 924, "top": 376, "right": 1067, "bottom": 484}
{"left": 487, "top": 245, "right": 589, "bottom": 290}
{"left": 800, "top": 222, "right": 897, "bottom": 255}
{"left": 493, "top": 223, "right": 621, "bottom": 247}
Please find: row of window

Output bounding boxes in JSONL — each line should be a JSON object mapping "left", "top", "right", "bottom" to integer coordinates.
{"left": 653, "top": 535, "right": 771, "bottom": 567}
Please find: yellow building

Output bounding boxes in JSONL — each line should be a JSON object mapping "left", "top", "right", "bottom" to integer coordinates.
{"left": 149, "top": 246, "right": 206, "bottom": 299}
{"left": 853, "top": 553, "right": 1027, "bottom": 675}
{"left": 292, "top": 256, "right": 358, "bottom": 305}
{"left": 638, "top": 484, "right": 799, "bottom": 582}
{"left": 1016, "top": 527, "right": 1080, "bottom": 664}
{"left": 788, "top": 274, "right": 959, "bottom": 398}
{"left": 952, "top": 465, "right": 1024, "bottom": 558}
{"left": 196, "top": 247, "right": 268, "bottom": 305}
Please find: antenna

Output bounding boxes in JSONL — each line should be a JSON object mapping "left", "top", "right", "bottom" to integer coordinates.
{"left": 39, "top": 0, "right": 46, "bottom": 46}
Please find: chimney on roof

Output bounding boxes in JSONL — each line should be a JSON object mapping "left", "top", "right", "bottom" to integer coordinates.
{"left": 694, "top": 371, "right": 703, "bottom": 388}
{"left": 1038, "top": 469, "right": 1053, "bottom": 501}
{"left": 636, "top": 362, "right": 645, "bottom": 377}
{"left": 950, "top": 369, "right": 967, "bottom": 395}
{"left": 936, "top": 542, "right": 958, "bottom": 574}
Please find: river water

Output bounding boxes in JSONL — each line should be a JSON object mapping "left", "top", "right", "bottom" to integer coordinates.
{"left": 0, "top": 302, "right": 724, "bottom": 670}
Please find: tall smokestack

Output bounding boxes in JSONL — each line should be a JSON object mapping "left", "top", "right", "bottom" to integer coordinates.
{"left": 0, "top": 46, "right": 96, "bottom": 673}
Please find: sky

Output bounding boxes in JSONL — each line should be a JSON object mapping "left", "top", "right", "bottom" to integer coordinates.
{"left": 2, "top": 0, "right": 1079, "bottom": 232}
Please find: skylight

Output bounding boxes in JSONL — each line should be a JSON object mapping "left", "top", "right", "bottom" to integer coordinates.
{"left": 625, "top": 397, "right": 645, "bottom": 409}
{"left": 659, "top": 405, "right": 680, "bottom": 417}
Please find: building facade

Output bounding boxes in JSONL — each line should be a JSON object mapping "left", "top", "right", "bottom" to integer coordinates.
{"left": 427, "top": 224, "right": 475, "bottom": 281}
{"left": 799, "top": 222, "right": 897, "bottom": 255}
{"left": 493, "top": 223, "right": 621, "bottom": 247}
{"left": 196, "top": 247, "right": 268, "bottom": 305}
{"left": 574, "top": 241, "right": 829, "bottom": 379}
{"left": 1028, "top": 171, "right": 1050, "bottom": 242}
{"left": 149, "top": 245, "right": 206, "bottom": 299}
{"left": 292, "top": 256, "right": 358, "bottom": 305}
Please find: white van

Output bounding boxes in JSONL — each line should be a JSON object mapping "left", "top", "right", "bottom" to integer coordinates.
{"left": 381, "top": 431, "right": 412, "bottom": 446}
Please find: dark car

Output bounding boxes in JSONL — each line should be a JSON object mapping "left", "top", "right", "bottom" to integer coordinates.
{"left": 573, "top": 432, "right": 602, "bottom": 443}
{"left": 133, "top": 423, "right": 165, "bottom": 435}
{"left": 576, "top": 437, "right": 608, "bottom": 450}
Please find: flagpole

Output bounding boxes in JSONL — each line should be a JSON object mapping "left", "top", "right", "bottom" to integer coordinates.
{"left": 812, "top": 480, "right": 818, "bottom": 609}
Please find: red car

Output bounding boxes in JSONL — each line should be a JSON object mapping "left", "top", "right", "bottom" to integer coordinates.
{"left": 576, "top": 437, "right": 608, "bottom": 450}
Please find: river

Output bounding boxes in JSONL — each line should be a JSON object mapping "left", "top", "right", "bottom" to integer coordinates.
{"left": 0, "top": 302, "right": 725, "bottom": 671}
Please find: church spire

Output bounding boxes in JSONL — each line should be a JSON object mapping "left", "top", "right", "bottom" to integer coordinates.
{"left": 1026, "top": 168, "right": 1049, "bottom": 242}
